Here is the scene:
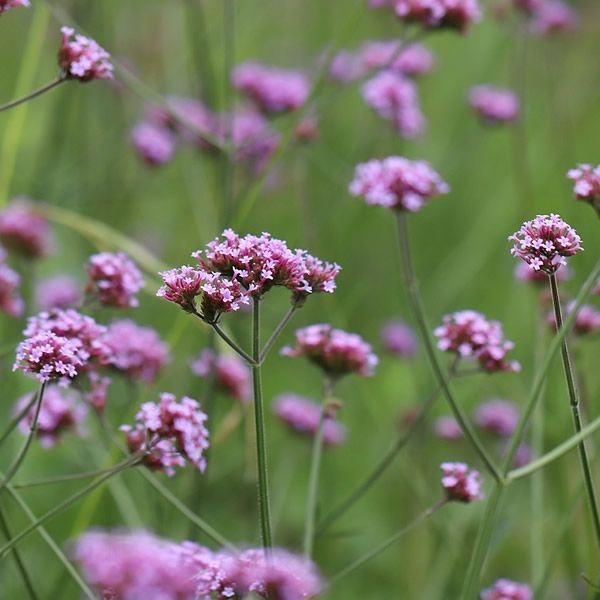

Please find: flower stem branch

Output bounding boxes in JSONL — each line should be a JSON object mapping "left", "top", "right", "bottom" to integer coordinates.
{"left": 0, "top": 392, "right": 38, "bottom": 449}
{"left": 210, "top": 319, "right": 256, "bottom": 366}
{"left": 0, "top": 76, "right": 66, "bottom": 114}
{"left": 259, "top": 304, "right": 298, "bottom": 363}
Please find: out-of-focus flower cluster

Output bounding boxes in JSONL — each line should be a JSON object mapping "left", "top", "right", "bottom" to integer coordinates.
{"left": 0, "top": 246, "right": 24, "bottom": 316}
{"left": 380, "top": 319, "right": 418, "bottom": 358}
{"left": 481, "top": 577, "right": 533, "bottom": 600}
{"left": 441, "top": 462, "right": 483, "bottom": 503}
{"left": 0, "top": 0, "right": 29, "bottom": 14}
{"left": 568, "top": 163, "right": 600, "bottom": 216}
{"left": 0, "top": 199, "right": 53, "bottom": 259}
{"left": 58, "top": 26, "right": 113, "bottom": 82}
{"left": 469, "top": 85, "right": 520, "bottom": 124}
{"left": 281, "top": 324, "right": 378, "bottom": 379}
{"left": 546, "top": 301, "right": 600, "bottom": 336}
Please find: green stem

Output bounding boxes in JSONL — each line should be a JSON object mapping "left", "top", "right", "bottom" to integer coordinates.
{"left": 0, "top": 392, "right": 38, "bottom": 449}
{"left": 14, "top": 462, "right": 141, "bottom": 488}
{"left": 303, "top": 377, "right": 334, "bottom": 558}
{"left": 548, "top": 272, "right": 600, "bottom": 550}
{"left": 251, "top": 297, "right": 273, "bottom": 549}
{"left": 330, "top": 499, "right": 446, "bottom": 585}
{"left": 259, "top": 304, "right": 298, "bottom": 364}
{"left": 395, "top": 213, "right": 502, "bottom": 482}
{"left": 210, "top": 319, "right": 256, "bottom": 366}
{"left": 0, "top": 77, "right": 65, "bottom": 114}
{"left": 0, "top": 382, "right": 47, "bottom": 494}
{"left": 0, "top": 503, "right": 38, "bottom": 599}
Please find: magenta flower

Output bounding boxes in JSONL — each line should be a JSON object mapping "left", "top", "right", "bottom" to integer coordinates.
{"left": 469, "top": 85, "right": 520, "bottom": 124}
{"left": 0, "top": 0, "right": 29, "bottom": 13}
{"left": 156, "top": 265, "right": 206, "bottom": 313}
{"left": 0, "top": 199, "right": 52, "bottom": 259}
{"left": 441, "top": 462, "right": 484, "bottom": 503}
{"left": 474, "top": 399, "right": 520, "bottom": 437}
{"left": 281, "top": 324, "right": 378, "bottom": 378}
{"left": 121, "top": 392, "right": 209, "bottom": 476}
{"left": 0, "top": 250, "right": 24, "bottom": 316}
{"left": 190, "top": 349, "right": 251, "bottom": 403}
{"left": 395, "top": 0, "right": 482, "bottom": 33}
{"left": 273, "top": 393, "right": 347, "bottom": 446}
{"left": 567, "top": 163, "right": 600, "bottom": 215}
{"left": 530, "top": 0, "right": 577, "bottom": 35}
{"left": 130, "top": 122, "right": 177, "bottom": 166}
{"left": 381, "top": 319, "right": 418, "bottom": 358}
{"left": 36, "top": 274, "right": 82, "bottom": 310}
{"left": 360, "top": 41, "right": 435, "bottom": 78}
{"left": 105, "top": 319, "right": 169, "bottom": 383}
{"left": 230, "top": 108, "right": 280, "bottom": 173}
{"left": 362, "top": 71, "right": 425, "bottom": 138}
{"left": 350, "top": 156, "right": 449, "bottom": 212}
{"left": 85, "top": 251, "right": 145, "bottom": 309}
{"left": 509, "top": 214, "right": 583, "bottom": 275}
{"left": 58, "top": 26, "right": 113, "bottom": 82}
{"left": 14, "top": 385, "right": 87, "bottom": 448}
{"left": 166, "top": 96, "right": 220, "bottom": 150}
{"left": 84, "top": 371, "right": 112, "bottom": 412}
{"left": 434, "top": 416, "right": 463, "bottom": 440}
{"left": 546, "top": 301, "right": 600, "bottom": 336}
{"left": 514, "top": 261, "right": 570, "bottom": 285}
{"left": 232, "top": 62, "right": 310, "bottom": 114}
{"left": 329, "top": 50, "right": 365, "bottom": 82}
{"left": 481, "top": 578, "right": 532, "bottom": 600}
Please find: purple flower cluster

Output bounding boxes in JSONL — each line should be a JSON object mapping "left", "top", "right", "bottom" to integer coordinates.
{"left": 130, "top": 122, "right": 177, "bottom": 166}
{"left": 393, "top": 0, "right": 482, "bottom": 33}
{"left": 232, "top": 62, "right": 310, "bottom": 114}
{"left": 0, "top": 248, "right": 24, "bottom": 316}
{"left": 0, "top": 199, "right": 52, "bottom": 259}
{"left": 481, "top": 578, "right": 532, "bottom": 600}
{"left": 158, "top": 229, "right": 340, "bottom": 320}
{"left": 73, "top": 530, "right": 324, "bottom": 600}
{"left": 434, "top": 310, "right": 520, "bottom": 373}
{"left": 474, "top": 399, "right": 520, "bottom": 437}
{"left": 36, "top": 274, "right": 82, "bottom": 310}
{"left": 58, "top": 26, "right": 113, "bottom": 82}
{"left": 362, "top": 71, "right": 425, "bottom": 138}
{"left": 85, "top": 251, "right": 145, "bottom": 308}
{"left": 529, "top": 0, "right": 577, "bottom": 35}
{"left": 350, "top": 156, "right": 449, "bottom": 212}
{"left": 0, "top": 0, "right": 29, "bottom": 14}
{"left": 273, "top": 393, "right": 347, "bottom": 446}
{"left": 14, "top": 385, "right": 87, "bottom": 448}
{"left": 547, "top": 301, "right": 600, "bottom": 336}
{"left": 281, "top": 324, "right": 378, "bottom": 378}
{"left": 380, "top": 319, "right": 418, "bottom": 358}
{"left": 509, "top": 214, "right": 583, "bottom": 275}
{"left": 434, "top": 416, "right": 463, "bottom": 440}
{"left": 568, "top": 163, "right": 600, "bottom": 214}
{"left": 190, "top": 349, "right": 251, "bottom": 403}
{"left": 441, "top": 461, "right": 484, "bottom": 503}
{"left": 121, "top": 392, "right": 209, "bottom": 476}
{"left": 469, "top": 85, "right": 520, "bottom": 124}
{"left": 514, "top": 261, "right": 570, "bottom": 285}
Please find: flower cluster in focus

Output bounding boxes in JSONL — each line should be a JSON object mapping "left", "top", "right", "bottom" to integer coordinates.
{"left": 441, "top": 461, "right": 484, "bottom": 503}
{"left": 58, "top": 26, "right": 113, "bottom": 82}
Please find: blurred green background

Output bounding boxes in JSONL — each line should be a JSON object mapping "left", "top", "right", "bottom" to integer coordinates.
{"left": 1, "top": 0, "right": 599, "bottom": 597}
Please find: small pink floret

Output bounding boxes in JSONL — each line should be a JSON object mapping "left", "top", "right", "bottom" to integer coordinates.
{"left": 0, "top": 249, "right": 24, "bottom": 317}
{"left": 434, "top": 416, "right": 463, "bottom": 440}
{"left": 0, "top": 198, "right": 52, "bottom": 259}
{"left": 0, "top": 0, "right": 29, "bottom": 14}
{"left": 474, "top": 398, "right": 520, "bottom": 437}
{"left": 58, "top": 26, "right": 113, "bottom": 82}
{"left": 481, "top": 577, "right": 533, "bottom": 600}
{"left": 190, "top": 349, "right": 251, "bottom": 403}
{"left": 530, "top": 0, "right": 577, "bottom": 35}
{"left": 381, "top": 319, "right": 418, "bottom": 358}
{"left": 130, "top": 122, "right": 177, "bottom": 166}
{"left": 36, "top": 274, "right": 82, "bottom": 310}
{"left": 441, "top": 461, "right": 484, "bottom": 503}
{"left": 395, "top": 0, "right": 482, "bottom": 33}
{"left": 469, "top": 85, "right": 520, "bottom": 124}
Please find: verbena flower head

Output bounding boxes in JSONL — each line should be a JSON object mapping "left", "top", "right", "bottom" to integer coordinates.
{"left": 190, "top": 349, "right": 251, "bottom": 403}
{"left": 72, "top": 530, "right": 201, "bottom": 599}
{"left": 162, "top": 96, "right": 220, "bottom": 151}
{"left": 546, "top": 301, "right": 600, "bottom": 336}
{"left": 0, "top": 0, "right": 29, "bottom": 14}
{"left": 469, "top": 85, "right": 520, "bottom": 124}
{"left": 0, "top": 199, "right": 52, "bottom": 259}
{"left": 441, "top": 461, "right": 484, "bottom": 503}
{"left": 361, "top": 71, "right": 425, "bottom": 138}
{"left": 434, "top": 416, "right": 463, "bottom": 440}
{"left": 350, "top": 156, "right": 449, "bottom": 212}
{"left": 567, "top": 163, "right": 600, "bottom": 215}
{"left": 121, "top": 392, "right": 209, "bottom": 476}
{"left": 58, "top": 26, "right": 113, "bottom": 82}
{"left": 381, "top": 319, "right": 418, "bottom": 358}
{"left": 514, "top": 261, "right": 570, "bottom": 285}
{"left": 361, "top": 41, "right": 435, "bottom": 78}
{"left": 85, "top": 251, "right": 145, "bottom": 308}
{"left": 0, "top": 249, "right": 24, "bottom": 316}
{"left": 105, "top": 319, "right": 169, "bottom": 383}
{"left": 395, "top": 0, "right": 482, "bottom": 33}
{"left": 273, "top": 393, "right": 347, "bottom": 446}
{"left": 434, "top": 310, "right": 520, "bottom": 373}
{"left": 232, "top": 62, "right": 310, "bottom": 114}
{"left": 509, "top": 214, "right": 583, "bottom": 275}
{"left": 530, "top": 0, "right": 577, "bottom": 35}
{"left": 481, "top": 578, "right": 533, "bottom": 600}
{"left": 474, "top": 399, "right": 520, "bottom": 437}
{"left": 14, "top": 385, "right": 87, "bottom": 448}
{"left": 281, "top": 324, "right": 378, "bottom": 378}
{"left": 230, "top": 108, "right": 280, "bottom": 174}
{"left": 36, "top": 274, "right": 82, "bottom": 310}
{"left": 130, "top": 122, "right": 177, "bottom": 167}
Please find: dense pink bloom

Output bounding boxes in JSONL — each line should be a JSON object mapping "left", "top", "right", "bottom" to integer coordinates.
{"left": 469, "top": 85, "right": 520, "bottom": 124}
{"left": 85, "top": 252, "right": 145, "bottom": 308}
{"left": 121, "top": 392, "right": 209, "bottom": 476}
{"left": 395, "top": 0, "right": 482, "bottom": 33}
{"left": 36, "top": 274, "right": 82, "bottom": 310}
{"left": 350, "top": 156, "right": 449, "bottom": 212}
{"left": 434, "top": 310, "right": 520, "bottom": 373}
{"left": 14, "top": 385, "right": 87, "bottom": 448}
{"left": 156, "top": 265, "right": 207, "bottom": 313}
{"left": 509, "top": 214, "right": 583, "bottom": 275}
{"left": 230, "top": 108, "right": 280, "bottom": 173}
{"left": 0, "top": 199, "right": 52, "bottom": 259}
{"left": 105, "top": 319, "right": 169, "bottom": 383}
{"left": 567, "top": 163, "right": 600, "bottom": 215}
{"left": 433, "top": 416, "right": 463, "bottom": 440}
{"left": 547, "top": 301, "right": 600, "bottom": 336}
{"left": 58, "top": 26, "right": 113, "bottom": 82}
{"left": 130, "top": 122, "right": 177, "bottom": 166}
{"left": 529, "top": 0, "right": 577, "bottom": 35}
{"left": 381, "top": 319, "right": 418, "bottom": 358}
{"left": 362, "top": 71, "right": 425, "bottom": 138}
{"left": 273, "top": 393, "right": 346, "bottom": 446}
{"left": 281, "top": 324, "right": 378, "bottom": 378}
{"left": 514, "top": 261, "right": 570, "bottom": 285}
{"left": 475, "top": 399, "right": 519, "bottom": 437}
{"left": 329, "top": 50, "right": 365, "bottom": 82}
{"left": 362, "top": 41, "right": 435, "bottom": 77}
{"left": 232, "top": 62, "right": 310, "bottom": 114}
{"left": 441, "top": 462, "right": 484, "bottom": 503}
{"left": 481, "top": 578, "right": 532, "bottom": 600}
{"left": 167, "top": 96, "right": 220, "bottom": 150}
{"left": 0, "top": 0, "right": 29, "bottom": 14}
{"left": 190, "top": 349, "right": 251, "bottom": 403}
{"left": 72, "top": 530, "right": 201, "bottom": 599}
{"left": 0, "top": 249, "right": 24, "bottom": 316}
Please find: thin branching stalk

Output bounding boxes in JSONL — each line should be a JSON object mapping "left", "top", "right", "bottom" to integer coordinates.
{"left": 303, "top": 376, "right": 334, "bottom": 558}
{"left": 259, "top": 304, "right": 298, "bottom": 364}
{"left": 209, "top": 319, "right": 256, "bottom": 365}
{"left": 0, "top": 382, "right": 47, "bottom": 494}
{"left": 395, "top": 212, "right": 502, "bottom": 482}
{"left": 0, "top": 393, "right": 38, "bottom": 448}
{"left": 548, "top": 272, "right": 600, "bottom": 549}
{"left": 0, "top": 76, "right": 66, "bottom": 113}
{"left": 251, "top": 297, "right": 273, "bottom": 549}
